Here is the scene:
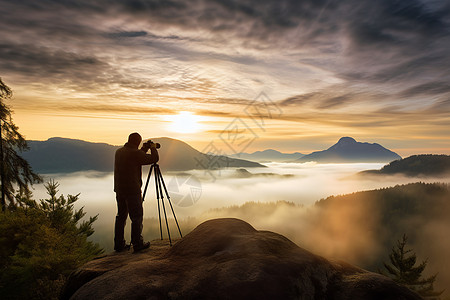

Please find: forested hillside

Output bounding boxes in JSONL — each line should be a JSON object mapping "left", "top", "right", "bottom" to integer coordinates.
{"left": 137, "top": 182, "right": 449, "bottom": 294}
{"left": 360, "top": 154, "right": 450, "bottom": 177}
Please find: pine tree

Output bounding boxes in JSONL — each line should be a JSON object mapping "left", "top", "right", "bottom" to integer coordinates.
{"left": 0, "top": 181, "right": 103, "bottom": 299}
{"left": 0, "top": 77, "right": 42, "bottom": 210}
{"left": 382, "top": 234, "right": 444, "bottom": 299}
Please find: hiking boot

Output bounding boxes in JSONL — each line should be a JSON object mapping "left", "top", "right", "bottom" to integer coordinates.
{"left": 133, "top": 241, "right": 150, "bottom": 253}
{"left": 114, "top": 243, "right": 131, "bottom": 253}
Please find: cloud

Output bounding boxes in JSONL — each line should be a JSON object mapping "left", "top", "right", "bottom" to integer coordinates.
{"left": 277, "top": 84, "right": 392, "bottom": 112}
{"left": 0, "top": 0, "right": 449, "bottom": 141}
{"left": 279, "top": 93, "right": 316, "bottom": 107}
{"left": 425, "top": 97, "right": 450, "bottom": 114}
{"left": 108, "top": 31, "right": 148, "bottom": 38}
{"left": 400, "top": 81, "right": 450, "bottom": 97}
{"left": 338, "top": 1, "right": 450, "bottom": 86}
{"left": 0, "top": 43, "right": 106, "bottom": 84}
{"left": 57, "top": 103, "right": 175, "bottom": 115}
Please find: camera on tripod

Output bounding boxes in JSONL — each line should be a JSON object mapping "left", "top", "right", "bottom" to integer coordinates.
{"left": 143, "top": 140, "right": 161, "bottom": 149}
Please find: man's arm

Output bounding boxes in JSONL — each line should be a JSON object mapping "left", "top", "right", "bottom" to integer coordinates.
{"left": 139, "top": 143, "right": 159, "bottom": 165}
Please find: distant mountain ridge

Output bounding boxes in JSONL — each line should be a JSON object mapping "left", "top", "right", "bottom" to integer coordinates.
{"left": 21, "top": 136, "right": 404, "bottom": 173}
{"left": 230, "top": 149, "right": 304, "bottom": 162}
{"left": 21, "top": 137, "right": 264, "bottom": 174}
{"left": 296, "top": 137, "right": 401, "bottom": 163}
{"left": 23, "top": 138, "right": 117, "bottom": 173}
{"left": 360, "top": 154, "right": 450, "bottom": 177}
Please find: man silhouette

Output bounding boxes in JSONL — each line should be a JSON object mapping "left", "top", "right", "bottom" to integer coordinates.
{"left": 114, "top": 132, "right": 159, "bottom": 252}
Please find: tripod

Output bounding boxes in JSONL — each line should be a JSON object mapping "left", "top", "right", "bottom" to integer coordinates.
{"left": 142, "top": 163, "right": 182, "bottom": 246}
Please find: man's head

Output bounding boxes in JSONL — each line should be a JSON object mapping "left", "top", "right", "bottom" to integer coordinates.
{"left": 128, "top": 132, "right": 142, "bottom": 148}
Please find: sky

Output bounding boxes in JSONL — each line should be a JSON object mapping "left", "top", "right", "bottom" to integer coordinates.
{"left": 1, "top": 0, "right": 450, "bottom": 156}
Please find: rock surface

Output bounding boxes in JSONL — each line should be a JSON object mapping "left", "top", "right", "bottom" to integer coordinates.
{"left": 63, "top": 218, "right": 421, "bottom": 300}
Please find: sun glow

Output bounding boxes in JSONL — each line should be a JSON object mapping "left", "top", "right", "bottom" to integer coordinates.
{"left": 167, "top": 111, "right": 202, "bottom": 134}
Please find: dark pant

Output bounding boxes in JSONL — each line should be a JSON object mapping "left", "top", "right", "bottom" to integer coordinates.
{"left": 114, "top": 192, "right": 144, "bottom": 248}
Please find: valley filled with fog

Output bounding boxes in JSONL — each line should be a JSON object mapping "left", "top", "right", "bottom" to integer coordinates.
{"left": 31, "top": 162, "right": 447, "bottom": 236}
{"left": 29, "top": 162, "right": 450, "bottom": 292}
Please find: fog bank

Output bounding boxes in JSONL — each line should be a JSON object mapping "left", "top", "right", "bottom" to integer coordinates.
{"left": 29, "top": 164, "right": 450, "bottom": 294}
{"left": 31, "top": 162, "right": 445, "bottom": 225}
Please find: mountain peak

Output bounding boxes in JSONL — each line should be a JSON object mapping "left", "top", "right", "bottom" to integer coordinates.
{"left": 297, "top": 137, "right": 401, "bottom": 163}
{"left": 337, "top": 136, "right": 357, "bottom": 144}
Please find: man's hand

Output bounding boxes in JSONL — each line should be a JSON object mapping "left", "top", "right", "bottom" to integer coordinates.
{"left": 140, "top": 143, "right": 150, "bottom": 153}
{"left": 141, "top": 141, "right": 157, "bottom": 153}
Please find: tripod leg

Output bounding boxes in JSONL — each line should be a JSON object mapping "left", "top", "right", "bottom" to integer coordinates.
{"left": 154, "top": 165, "right": 163, "bottom": 240}
{"left": 157, "top": 167, "right": 183, "bottom": 238}
{"left": 156, "top": 166, "right": 172, "bottom": 246}
{"left": 142, "top": 164, "right": 154, "bottom": 202}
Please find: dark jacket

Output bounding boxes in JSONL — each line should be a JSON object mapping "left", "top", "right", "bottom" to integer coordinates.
{"left": 114, "top": 142, "right": 159, "bottom": 194}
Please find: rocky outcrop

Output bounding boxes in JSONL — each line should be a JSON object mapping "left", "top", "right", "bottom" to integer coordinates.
{"left": 63, "top": 218, "right": 421, "bottom": 300}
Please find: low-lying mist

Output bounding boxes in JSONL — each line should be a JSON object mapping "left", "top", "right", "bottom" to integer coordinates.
{"left": 31, "top": 163, "right": 450, "bottom": 293}
{"left": 31, "top": 162, "right": 444, "bottom": 226}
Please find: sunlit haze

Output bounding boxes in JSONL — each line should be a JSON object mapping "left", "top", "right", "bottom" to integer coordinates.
{"left": 164, "top": 111, "right": 203, "bottom": 134}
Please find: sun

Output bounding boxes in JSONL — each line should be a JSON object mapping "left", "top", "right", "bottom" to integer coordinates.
{"left": 167, "top": 111, "right": 202, "bottom": 134}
